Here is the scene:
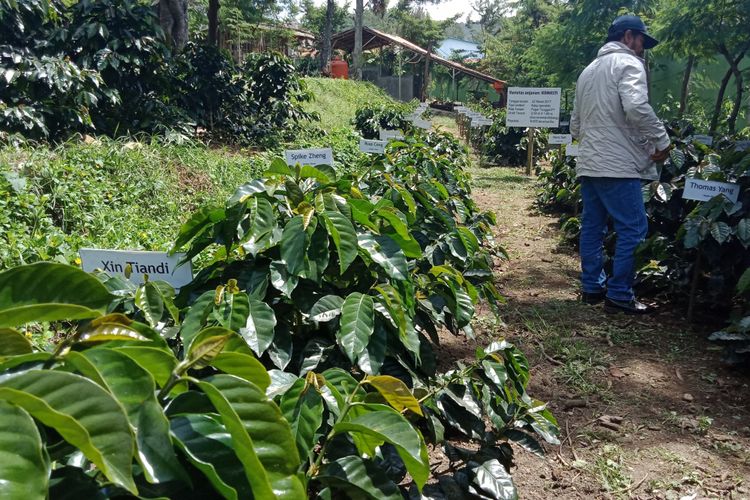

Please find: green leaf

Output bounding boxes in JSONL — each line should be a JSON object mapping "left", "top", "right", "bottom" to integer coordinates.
{"left": 299, "top": 165, "right": 332, "bottom": 184}
{"left": 211, "top": 352, "right": 271, "bottom": 392}
{"left": 357, "top": 321, "right": 387, "bottom": 376}
{"left": 182, "top": 331, "right": 233, "bottom": 372}
{"left": 322, "top": 211, "right": 359, "bottom": 273}
{"left": 339, "top": 293, "right": 375, "bottom": 364}
{"left": 0, "top": 370, "right": 136, "bottom": 493}
{"left": 364, "top": 375, "right": 423, "bottom": 416}
{"left": 266, "top": 158, "right": 293, "bottom": 177}
{"left": 246, "top": 196, "right": 276, "bottom": 241}
{"left": 171, "top": 413, "right": 253, "bottom": 500}
{"left": 0, "top": 263, "right": 113, "bottom": 327}
{"left": 280, "top": 378, "right": 324, "bottom": 461}
{"left": 78, "top": 316, "right": 149, "bottom": 343}
{"left": 270, "top": 261, "right": 298, "bottom": 298}
{"left": 317, "top": 456, "right": 401, "bottom": 500}
{"left": 357, "top": 234, "right": 408, "bottom": 281}
{"left": 180, "top": 290, "right": 215, "bottom": 350}
{"left": 735, "top": 219, "right": 750, "bottom": 248}
{"left": 737, "top": 268, "right": 750, "bottom": 294}
{"left": 374, "top": 207, "right": 411, "bottom": 240}
{"left": 239, "top": 299, "right": 276, "bottom": 356}
{"left": 135, "top": 281, "right": 164, "bottom": 327}
{"left": 709, "top": 221, "right": 731, "bottom": 244}
{"left": 171, "top": 206, "right": 225, "bottom": 252}
{"left": 211, "top": 292, "right": 250, "bottom": 332}
{"left": 197, "top": 375, "right": 305, "bottom": 500}
{"left": 0, "top": 328, "right": 33, "bottom": 355}
{"left": 310, "top": 295, "right": 344, "bottom": 322}
{"left": 281, "top": 215, "right": 308, "bottom": 276}
{"left": 230, "top": 179, "right": 267, "bottom": 204}
{"left": 456, "top": 227, "right": 480, "bottom": 256}
{"left": 469, "top": 459, "right": 518, "bottom": 500}
{"left": 505, "top": 429, "right": 544, "bottom": 457}
{"left": 0, "top": 401, "right": 49, "bottom": 500}
{"left": 322, "top": 368, "right": 366, "bottom": 412}
{"left": 113, "top": 346, "right": 177, "bottom": 389}
{"left": 334, "top": 407, "right": 429, "bottom": 489}
{"left": 81, "top": 349, "right": 188, "bottom": 485}
{"left": 302, "top": 222, "right": 330, "bottom": 283}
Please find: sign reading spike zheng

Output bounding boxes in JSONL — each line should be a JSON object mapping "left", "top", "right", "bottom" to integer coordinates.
{"left": 79, "top": 248, "right": 193, "bottom": 288}
{"left": 506, "top": 87, "right": 561, "bottom": 128}
{"left": 284, "top": 148, "right": 333, "bottom": 167}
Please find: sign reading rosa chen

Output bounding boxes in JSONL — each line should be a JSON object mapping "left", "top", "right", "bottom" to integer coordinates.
{"left": 505, "top": 87, "right": 561, "bottom": 128}
{"left": 284, "top": 148, "right": 334, "bottom": 167}
{"left": 79, "top": 249, "right": 193, "bottom": 288}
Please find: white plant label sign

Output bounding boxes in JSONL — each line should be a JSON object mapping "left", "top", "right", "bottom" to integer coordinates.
{"left": 506, "top": 87, "right": 561, "bottom": 128}
{"left": 284, "top": 148, "right": 334, "bottom": 166}
{"left": 692, "top": 135, "right": 713, "bottom": 146}
{"left": 79, "top": 249, "right": 193, "bottom": 288}
{"left": 682, "top": 178, "right": 739, "bottom": 203}
{"left": 379, "top": 129, "right": 404, "bottom": 140}
{"left": 359, "top": 138, "right": 387, "bottom": 154}
{"left": 549, "top": 134, "right": 572, "bottom": 145}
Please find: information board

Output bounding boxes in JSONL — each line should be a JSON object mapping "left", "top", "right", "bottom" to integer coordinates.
{"left": 506, "top": 87, "right": 561, "bottom": 128}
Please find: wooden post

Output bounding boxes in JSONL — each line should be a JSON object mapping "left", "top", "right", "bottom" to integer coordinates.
{"left": 526, "top": 127, "right": 535, "bottom": 175}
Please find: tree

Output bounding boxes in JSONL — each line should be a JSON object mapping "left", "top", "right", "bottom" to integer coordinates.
{"left": 658, "top": 0, "right": 750, "bottom": 133}
{"left": 160, "top": 0, "right": 189, "bottom": 51}
{"left": 353, "top": 0, "right": 364, "bottom": 79}
{"left": 470, "top": 0, "right": 507, "bottom": 38}
{"left": 300, "top": 0, "right": 350, "bottom": 71}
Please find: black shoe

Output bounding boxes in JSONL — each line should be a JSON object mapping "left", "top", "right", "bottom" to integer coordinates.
{"left": 604, "top": 297, "right": 650, "bottom": 315}
{"left": 581, "top": 291, "right": 606, "bottom": 305}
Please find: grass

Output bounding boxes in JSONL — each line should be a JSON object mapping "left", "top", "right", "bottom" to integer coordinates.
{"left": 0, "top": 137, "right": 266, "bottom": 268}
{"left": 302, "top": 78, "right": 401, "bottom": 131}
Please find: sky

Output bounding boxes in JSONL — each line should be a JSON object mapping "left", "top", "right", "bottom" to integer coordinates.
{"left": 309, "top": 0, "right": 472, "bottom": 22}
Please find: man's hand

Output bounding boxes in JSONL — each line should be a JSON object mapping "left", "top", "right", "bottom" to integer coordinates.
{"left": 651, "top": 145, "right": 671, "bottom": 163}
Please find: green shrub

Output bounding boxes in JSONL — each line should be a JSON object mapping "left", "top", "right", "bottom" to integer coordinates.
{"left": 353, "top": 103, "right": 414, "bottom": 139}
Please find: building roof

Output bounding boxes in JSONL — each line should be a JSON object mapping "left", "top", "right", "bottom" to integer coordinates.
{"left": 436, "top": 38, "right": 483, "bottom": 59}
{"left": 331, "top": 26, "right": 505, "bottom": 87}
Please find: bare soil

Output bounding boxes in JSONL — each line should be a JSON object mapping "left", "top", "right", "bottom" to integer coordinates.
{"left": 430, "top": 116, "right": 750, "bottom": 499}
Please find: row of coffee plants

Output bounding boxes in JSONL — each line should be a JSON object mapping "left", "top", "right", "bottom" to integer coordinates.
{"left": 0, "top": 131, "right": 557, "bottom": 498}
{"left": 0, "top": 0, "right": 314, "bottom": 144}
{"left": 536, "top": 123, "right": 750, "bottom": 364}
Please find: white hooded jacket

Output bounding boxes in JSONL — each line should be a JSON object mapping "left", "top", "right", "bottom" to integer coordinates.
{"left": 570, "top": 42, "right": 670, "bottom": 180}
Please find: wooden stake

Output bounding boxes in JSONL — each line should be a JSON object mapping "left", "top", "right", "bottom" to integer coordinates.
{"left": 526, "top": 127, "right": 535, "bottom": 175}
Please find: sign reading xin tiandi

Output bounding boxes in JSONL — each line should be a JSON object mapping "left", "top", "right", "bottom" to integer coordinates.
{"left": 79, "top": 249, "right": 193, "bottom": 288}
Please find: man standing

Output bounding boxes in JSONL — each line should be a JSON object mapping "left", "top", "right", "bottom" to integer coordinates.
{"left": 570, "top": 14, "right": 670, "bottom": 314}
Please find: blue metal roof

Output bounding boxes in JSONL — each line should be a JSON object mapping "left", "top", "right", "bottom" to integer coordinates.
{"left": 435, "top": 38, "right": 483, "bottom": 59}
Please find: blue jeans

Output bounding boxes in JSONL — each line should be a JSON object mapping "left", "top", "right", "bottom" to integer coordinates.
{"left": 579, "top": 177, "right": 647, "bottom": 302}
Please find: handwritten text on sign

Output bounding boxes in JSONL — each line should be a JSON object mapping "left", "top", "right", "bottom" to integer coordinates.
{"left": 549, "top": 134, "right": 572, "bottom": 145}
{"left": 284, "top": 148, "right": 333, "bottom": 167}
{"left": 79, "top": 249, "right": 193, "bottom": 288}
{"left": 682, "top": 179, "right": 739, "bottom": 203}
{"left": 359, "top": 138, "right": 387, "bottom": 154}
{"left": 506, "top": 87, "right": 561, "bottom": 128}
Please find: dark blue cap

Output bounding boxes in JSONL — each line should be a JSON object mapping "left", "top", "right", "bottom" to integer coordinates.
{"left": 608, "top": 14, "right": 659, "bottom": 49}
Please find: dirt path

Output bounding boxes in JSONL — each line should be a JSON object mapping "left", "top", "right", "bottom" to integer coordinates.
{"left": 430, "top": 115, "right": 750, "bottom": 499}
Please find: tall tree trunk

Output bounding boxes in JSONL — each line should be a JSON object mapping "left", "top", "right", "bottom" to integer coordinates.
{"left": 320, "top": 0, "right": 334, "bottom": 72}
{"left": 353, "top": 0, "right": 363, "bottom": 80}
{"left": 208, "top": 0, "right": 220, "bottom": 46}
{"left": 159, "top": 0, "right": 188, "bottom": 51}
{"left": 421, "top": 44, "right": 432, "bottom": 102}
{"left": 710, "top": 67, "right": 733, "bottom": 135}
{"left": 724, "top": 48, "right": 747, "bottom": 134}
{"left": 678, "top": 55, "right": 696, "bottom": 118}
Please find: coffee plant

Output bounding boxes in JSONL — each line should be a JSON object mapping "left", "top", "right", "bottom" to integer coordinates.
{"left": 0, "top": 130, "right": 557, "bottom": 498}
{"left": 353, "top": 103, "right": 414, "bottom": 139}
